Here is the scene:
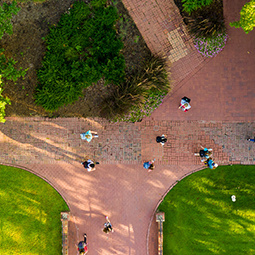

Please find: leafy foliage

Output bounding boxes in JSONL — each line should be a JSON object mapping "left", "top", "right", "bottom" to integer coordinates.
{"left": 230, "top": 0, "right": 255, "bottom": 34}
{"left": 185, "top": 0, "right": 225, "bottom": 38}
{"left": 35, "top": 0, "right": 125, "bottom": 111}
{"left": 100, "top": 55, "right": 170, "bottom": 121}
{"left": 0, "top": 75, "right": 11, "bottom": 123}
{"left": 194, "top": 33, "right": 228, "bottom": 57}
{"left": 0, "top": 48, "right": 26, "bottom": 81}
{"left": 181, "top": 0, "right": 213, "bottom": 14}
{"left": 0, "top": 1, "right": 20, "bottom": 40}
{"left": 0, "top": 3, "right": 25, "bottom": 123}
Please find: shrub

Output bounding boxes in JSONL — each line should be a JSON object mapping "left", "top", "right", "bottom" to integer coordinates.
{"left": 185, "top": 0, "right": 225, "bottom": 38}
{"left": 181, "top": 0, "right": 213, "bottom": 14}
{"left": 0, "top": 76, "right": 11, "bottom": 123}
{"left": 230, "top": 0, "right": 255, "bottom": 34}
{"left": 35, "top": 0, "right": 125, "bottom": 111}
{"left": 0, "top": 48, "right": 26, "bottom": 81}
{"left": 100, "top": 55, "right": 170, "bottom": 121}
{"left": 194, "top": 33, "right": 228, "bottom": 57}
{"left": 0, "top": 1, "right": 20, "bottom": 40}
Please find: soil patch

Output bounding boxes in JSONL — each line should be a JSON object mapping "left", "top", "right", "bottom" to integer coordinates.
{"left": 1, "top": 0, "right": 150, "bottom": 118}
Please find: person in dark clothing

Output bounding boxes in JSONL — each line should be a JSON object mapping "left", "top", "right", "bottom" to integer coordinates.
{"left": 247, "top": 137, "right": 255, "bottom": 142}
{"left": 156, "top": 135, "right": 167, "bottom": 146}
{"left": 81, "top": 160, "right": 99, "bottom": 172}
{"left": 194, "top": 146, "right": 212, "bottom": 162}
{"left": 77, "top": 234, "right": 88, "bottom": 254}
{"left": 103, "top": 216, "right": 114, "bottom": 234}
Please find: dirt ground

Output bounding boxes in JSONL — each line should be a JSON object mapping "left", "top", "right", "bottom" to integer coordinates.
{"left": 0, "top": 0, "right": 150, "bottom": 118}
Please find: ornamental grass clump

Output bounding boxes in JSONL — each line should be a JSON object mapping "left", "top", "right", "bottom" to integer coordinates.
{"left": 194, "top": 33, "right": 227, "bottom": 57}
{"left": 118, "top": 92, "right": 166, "bottom": 122}
{"left": 185, "top": 0, "right": 225, "bottom": 38}
{"left": 100, "top": 54, "right": 170, "bottom": 122}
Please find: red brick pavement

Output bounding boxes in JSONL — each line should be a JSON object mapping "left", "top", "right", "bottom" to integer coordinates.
{"left": 150, "top": 0, "right": 255, "bottom": 122}
{"left": 1, "top": 117, "right": 254, "bottom": 255}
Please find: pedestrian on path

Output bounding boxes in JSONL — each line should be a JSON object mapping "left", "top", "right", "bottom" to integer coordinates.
{"left": 143, "top": 159, "right": 155, "bottom": 172}
{"left": 194, "top": 146, "right": 212, "bottom": 162}
{"left": 81, "top": 159, "right": 99, "bottom": 172}
{"left": 179, "top": 96, "right": 191, "bottom": 112}
{"left": 77, "top": 233, "right": 88, "bottom": 254}
{"left": 247, "top": 137, "right": 255, "bottom": 142}
{"left": 80, "top": 130, "right": 98, "bottom": 142}
{"left": 205, "top": 158, "right": 218, "bottom": 170}
{"left": 156, "top": 135, "right": 167, "bottom": 146}
{"left": 103, "top": 216, "right": 114, "bottom": 234}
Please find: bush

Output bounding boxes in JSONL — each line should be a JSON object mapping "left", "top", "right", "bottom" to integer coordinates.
{"left": 194, "top": 33, "right": 228, "bottom": 57}
{"left": 0, "top": 76, "right": 11, "bottom": 123}
{"left": 100, "top": 55, "right": 170, "bottom": 121}
{"left": 0, "top": 1, "right": 20, "bottom": 40}
{"left": 0, "top": 48, "right": 26, "bottom": 81}
{"left": 35, "top": 0, "right": 125, "bottom": 111}
{"left": 181, "top": 0, "right": 213, "bottom": 14}
{"left": 230, "top": 0, "right": 255, "bottom": 34}
{"left": 185, "top": 0, "right": 225, "bottom": 38}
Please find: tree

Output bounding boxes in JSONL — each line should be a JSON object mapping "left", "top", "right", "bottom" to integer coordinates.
{"left": 230, "top": 0, "right": 255, "bottom": 34}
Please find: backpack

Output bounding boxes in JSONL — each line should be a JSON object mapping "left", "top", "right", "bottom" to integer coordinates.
{"left": 82, "top": 161, "right": 90, "bottom": 169}
{"left": 182, "top": 97, "right": 191, "bottom": 103}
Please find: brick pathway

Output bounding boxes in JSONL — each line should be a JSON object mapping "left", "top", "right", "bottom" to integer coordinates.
{"left": 0, "top": 117, "right": 254, "bottom": 255}
{"left": 0, "top": 0, "right": 255, "bottom": 254}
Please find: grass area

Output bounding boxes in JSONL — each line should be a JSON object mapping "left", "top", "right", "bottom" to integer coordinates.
{"left": 158, "top": 165, "right": 255, "bottom": 255}
{"left": 0, "top": 165, "right": 69, "bottom": 255}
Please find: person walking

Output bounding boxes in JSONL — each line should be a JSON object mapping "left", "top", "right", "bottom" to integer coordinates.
{"left": 247, "top": 137, "right": 255, "bottom": 142}
{"left": 103, "top": 216, "right": 114, "bottom": 234}
{"left": 80, "top": 130, "right": 98, "bottom": 142}
{"left": 178, "top": 96, "right": 191, "bottom": 112}
{"left": 205, "top": 158, "right": 218, "bottom": 169}
{"left": 143, "top": 159, "right": 155, "bottom": 172}
{"left": 156, "top": 135, "right": 167, "bottom": 146}
{"left": 81, "top": 159, "right": 99, "bottom": 172}
{"left": 194, "top": 146, "right": 212, "bottom": 161}
{"left": 77, "top": 233, "right": 88, "bottom": 254}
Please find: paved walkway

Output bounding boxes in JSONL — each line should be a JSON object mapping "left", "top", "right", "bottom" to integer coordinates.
{"left": 0, "top": 0, "right": 254, "bottom": 254}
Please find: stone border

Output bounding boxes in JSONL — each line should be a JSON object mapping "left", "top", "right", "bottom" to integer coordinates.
{"left": 146, "top": 165, "right": 206, "bottom": 255}
{"left": 61, "top": 212, "right": 70, "bottom": 255}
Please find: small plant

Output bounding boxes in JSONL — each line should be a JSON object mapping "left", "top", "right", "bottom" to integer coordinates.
{"left": 194, "top": 33, "right": 228, "bottom": 57}
{"left": 230, "top": 0, "right": 255, "bottom": 34}
{"left": 0, "top": 76, "right": 11, "bottom": 123}
{"left": 181, "top": 0, "right": 213, "bottom": 14}
{"left": 0, "top": 49, "right": 27, "bottom": 81}
{"left": 0, "top": 1, "right": 20, "bottom": 40}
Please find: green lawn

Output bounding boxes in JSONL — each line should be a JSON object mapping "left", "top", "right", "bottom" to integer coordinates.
{"left": 158, "top": 165, "right": 255, "bottom": 255}
{"left": 0, "top": 165, "right": 69, "bottom": 255}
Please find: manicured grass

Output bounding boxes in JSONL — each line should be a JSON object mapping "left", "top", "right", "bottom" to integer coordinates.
{"left": 158, "top": 165, "right": 255, "bottom": 255}
{"left": 0, "top": 165, "right": 69, "bottom": 255}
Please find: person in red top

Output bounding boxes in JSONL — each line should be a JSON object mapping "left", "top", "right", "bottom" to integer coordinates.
{"left": 77, "top": 234, "right": 88, "bottom": 254}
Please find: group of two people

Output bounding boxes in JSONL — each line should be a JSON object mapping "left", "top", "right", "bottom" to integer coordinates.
{"left": 77, "top": 217, "right": 113, "bottom": 254}
{"left": 195, "top": 146, "right": 218, "bottom": 169}
{"left": 143, "top": 134, "right": 168, "bottom": 172}
{"left": 80, "top": 130, "right": 100, "bottom": 171}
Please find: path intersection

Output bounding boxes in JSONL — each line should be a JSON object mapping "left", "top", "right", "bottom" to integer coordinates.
{"left": 0, "top": 0, "right": 254, "bottom": 254}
